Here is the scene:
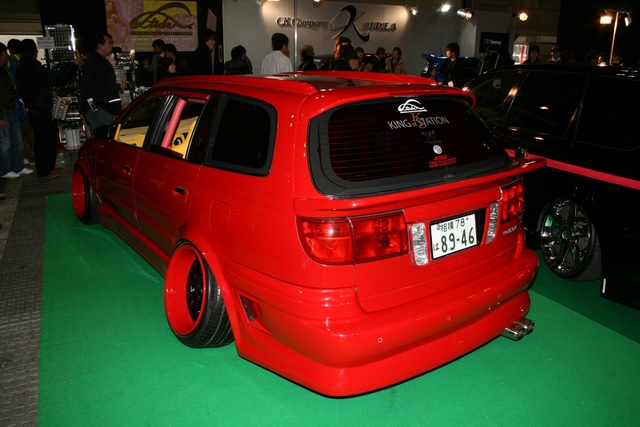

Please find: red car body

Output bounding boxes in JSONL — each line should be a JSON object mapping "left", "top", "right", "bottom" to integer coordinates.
{"left": 72, "top": 72, "right": 544, "bottom": 396}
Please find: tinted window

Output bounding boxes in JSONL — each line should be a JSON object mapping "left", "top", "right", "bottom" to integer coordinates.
{"left": 153, "top": 97, "right": 206, "bottom": 160}
{"left": 115, "top": 95, "right": 166, "bottom": 147}
{"left": 578, "top": 76, "right": 640, "bottom": 150}
{"left": 210, "top": 97, "right": 276, "bottom": 175}
{"left": 188, "top": 96, "right": 219, "bottom": 164}
{"left": 504, "top": 71, "right": 587, "bottom": 137}
{"left": 309, "top": 97, "right": 510, "bottom": 196}
{"left": 469, "top": 71, "right": 523, "bottom": 122}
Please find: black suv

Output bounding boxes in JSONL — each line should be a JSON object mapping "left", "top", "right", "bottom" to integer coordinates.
{"left": 466, "top": 63, "right": 640, "bottom": 309}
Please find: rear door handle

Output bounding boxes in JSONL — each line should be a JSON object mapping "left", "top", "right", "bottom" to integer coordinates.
{"left": 173, "top": 186, "right": 188, "bottom": 201}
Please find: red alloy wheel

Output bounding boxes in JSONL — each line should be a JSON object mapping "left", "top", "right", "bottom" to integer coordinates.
{"left": 165, "top": 243, "right": 207, "bottom": 336}
{"left": 72, "top": 167, "right": 86, "bottom": 220}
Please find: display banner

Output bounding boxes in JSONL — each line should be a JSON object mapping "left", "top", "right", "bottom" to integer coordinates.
{"left": 105, "top": 0, "right": 198, "bottom": 52}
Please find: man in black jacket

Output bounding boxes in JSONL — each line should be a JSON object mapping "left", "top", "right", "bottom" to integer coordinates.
{"left": 79, "top": 33, "right": 122, "bottom": 133}
{"left": 189, "top": 29, "right": 216, "bottom": 75}
{"left": 15, "top": 39, "right": 81, "bottom": 178}
{"left": 441, "top": 42, "right": 465, "bottom": 88}
{"left": 0, "top": 42, "right": 33, "bottom": 178}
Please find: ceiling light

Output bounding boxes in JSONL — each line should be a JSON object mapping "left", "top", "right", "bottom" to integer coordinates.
{"left": 518, "top": 12, "right": 528, "bottom": 22}
{"left": 411, "top": 7, "right": 418, "bottom": 16}
{"left": 457, "top": 8, "right": 474, "bottom": 20}
{"left": 441, "top": 4, "right": 451, "bottom": 12}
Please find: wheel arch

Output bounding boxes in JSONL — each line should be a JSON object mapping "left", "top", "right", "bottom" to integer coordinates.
{"left": 172, "top": 232, "right": 244, "bottom": 342}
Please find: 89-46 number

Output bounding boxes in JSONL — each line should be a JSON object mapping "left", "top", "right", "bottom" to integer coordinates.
{"left": 430, "top": 214, "right": 478, "bottom": 259}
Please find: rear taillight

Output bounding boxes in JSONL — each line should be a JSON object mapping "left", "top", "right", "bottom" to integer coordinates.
{"left": 298, "top": 212, "right": 408, "bottom": 265}
{"left": 500, "top": 179, "right": 525, "bottom": 223}
{"left": 487, "top": 179, "right": 525, "bottom": 244}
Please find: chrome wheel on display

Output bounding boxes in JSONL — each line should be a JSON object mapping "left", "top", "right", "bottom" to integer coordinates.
{"left": 539, "top": 199, "right": 601, "bottom": 281}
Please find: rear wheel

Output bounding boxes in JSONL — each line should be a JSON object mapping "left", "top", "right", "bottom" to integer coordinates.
{"left": 164, "top": 243, "right": 234, "bottom": 348}
{"left": 72, "top": 166, "right": 99, "bottom": 224}
{"left": 539, "top": 199, "right": 601, "bottom": 281}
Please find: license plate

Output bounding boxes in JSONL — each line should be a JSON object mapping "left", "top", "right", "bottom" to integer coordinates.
{"left": 430, "top": 214, "right": 478, "bottom": 259}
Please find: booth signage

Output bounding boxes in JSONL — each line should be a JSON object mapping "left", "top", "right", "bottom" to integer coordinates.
{"left": 276, "top": 4, "right": 396, "bottom": 41}
{"left": 105, "top": 0, "right": 198, "bottom": 52}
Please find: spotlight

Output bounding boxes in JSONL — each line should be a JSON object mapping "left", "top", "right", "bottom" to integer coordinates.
{"left": 441, "top": 4, "right": 451, "bottom": 13}
{"left": 600, "top": 13, "right": 613, "bottom": 24}
{"left": 518, "top": 12, "right": 528, "bottom": 22}
{"left": 457, "top": 8, "right": 474, "bottom": 20}
{"left": 625, "top": 13, "right": 632, "bottom": 26}
{"left": 411, "top": 7, "right": 418, "bottom": 16}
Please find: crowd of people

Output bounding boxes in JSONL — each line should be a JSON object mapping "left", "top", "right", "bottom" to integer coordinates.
{"left": 253, "top": 33, "right": 409, "bottom": 76}
{"left": 522, "top": 44, "right": 624, "bottom": 65}
{"left": 1, "top": 26, "right": 627, "bottom": 202}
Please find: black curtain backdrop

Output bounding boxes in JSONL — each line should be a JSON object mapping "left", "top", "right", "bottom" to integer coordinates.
{"left": 558, "top": 0, "right": 639, "bottom": 63}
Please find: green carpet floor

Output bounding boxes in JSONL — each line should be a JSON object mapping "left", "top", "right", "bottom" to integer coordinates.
{"left": 39, "top": 193, "right": 640, "bottom": 426}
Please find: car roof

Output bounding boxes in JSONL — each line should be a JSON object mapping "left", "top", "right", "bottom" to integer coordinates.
{"left": 153, "top": 71, "right": 473, "bottom": 101}
{"left": 482, "top": 63, "right": 640, "bottom": 79}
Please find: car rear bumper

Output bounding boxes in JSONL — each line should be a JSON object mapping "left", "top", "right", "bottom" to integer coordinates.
{"left": 220, "top": 249, "right": 538, "bottom": 396}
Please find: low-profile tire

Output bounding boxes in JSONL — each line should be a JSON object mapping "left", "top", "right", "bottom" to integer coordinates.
{"left": 164, "top": 243, "right": 234, "bottom": 348}
{"left": 539, "top": 198, "right": 602, "bottom": 281}
{"left": 72, "top": 166, "right": 99, "bottom": 224}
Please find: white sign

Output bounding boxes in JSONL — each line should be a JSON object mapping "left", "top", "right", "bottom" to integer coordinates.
{"left": 37, "top": 37, "right": 56, "bottom": 50}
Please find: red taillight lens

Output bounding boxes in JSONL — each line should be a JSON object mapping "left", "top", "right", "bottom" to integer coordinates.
{"left": 500, "top": 180, "right": 525, "bottom": 223}
{"left": 297, "top": 219, "right": 354, "bottom": 265}
{"left": 352, "top": 213, "right": 408, "bottom": 263}
{"left": 297, "top": 212, "right": 408, "bottom": 265}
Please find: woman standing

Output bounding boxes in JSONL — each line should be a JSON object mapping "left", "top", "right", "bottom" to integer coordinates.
{"left": 298, "top": 45, "right": 317, "bottom": 71}
{"left": 385, "top": 47, "right": 407, "bottom": 75}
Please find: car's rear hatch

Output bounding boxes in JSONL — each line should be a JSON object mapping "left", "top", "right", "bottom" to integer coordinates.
{"left": 303, "top": 96, "right": 544, "bottom": 312}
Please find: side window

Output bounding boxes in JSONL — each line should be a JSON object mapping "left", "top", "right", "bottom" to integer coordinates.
{"left": 155, "top": 98, "right": 206, "bottom": 160}
{"left": 188, "top": 96, "right": 219, "bottom": 164}
{"left": 470, "top": 71, "right": 522, "bottom": 122}
{"left": 578, "top": 77, "right": 640, "bottom": 150}
{"left": 504, "top": 72, "right": 587, "bottom": 137}
{"left": 210, "top": 97, "right": 276, "bottom": 175}
{"left": 114, "top": 95, "right": 165, "bottom": 147}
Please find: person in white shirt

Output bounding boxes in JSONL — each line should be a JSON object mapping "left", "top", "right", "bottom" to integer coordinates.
{"left": 548, "top": 46, "right": 561, "bottom": 63}
{"left": 261, "top": 33, "right": 293, "bottom": 74}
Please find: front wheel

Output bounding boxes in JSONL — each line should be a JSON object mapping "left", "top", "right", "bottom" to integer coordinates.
{"left": 72, "top": 166, "right": 99, "bottom": 224}
{"left": 164, "top": 243, "right": 234, "bottom": 348}
{"left": 539, "top": 199, "right": 602, "bottom": 281}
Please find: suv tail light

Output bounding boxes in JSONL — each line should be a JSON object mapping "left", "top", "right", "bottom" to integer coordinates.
{"left": 298, "top": 212, "right": 408, "bottom": 265}
{"left": 500, "top": 179, "right": 525, "bottom": 223}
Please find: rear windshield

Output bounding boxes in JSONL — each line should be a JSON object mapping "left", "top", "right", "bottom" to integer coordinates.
{"left": 308, "top": 97, "right": 510, "bottom": 196}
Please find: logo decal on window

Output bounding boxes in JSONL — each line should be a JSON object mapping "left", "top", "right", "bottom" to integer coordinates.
{"left": 398, "top": 99, "right": 427, "bottom": 114}
{"left": 430, "top": 155, "right": 457, "bottom": 168}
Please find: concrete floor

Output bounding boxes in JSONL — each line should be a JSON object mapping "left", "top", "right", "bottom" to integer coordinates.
{"left": 0, "top": 150, "right": 77, "bottom": 427}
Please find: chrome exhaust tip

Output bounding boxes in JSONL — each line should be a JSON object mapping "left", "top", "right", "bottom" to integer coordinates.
{"left": 501, "top": 318, "right": 535, "bottom": 341}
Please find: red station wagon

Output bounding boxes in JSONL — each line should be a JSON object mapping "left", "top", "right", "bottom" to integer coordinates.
{"left": 72, "top": 72, "right": 544, "bottom": 396}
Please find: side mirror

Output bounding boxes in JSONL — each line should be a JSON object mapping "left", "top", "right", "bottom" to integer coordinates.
{"left": 94, "top": 124, "right": 117, "bottom": 139}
